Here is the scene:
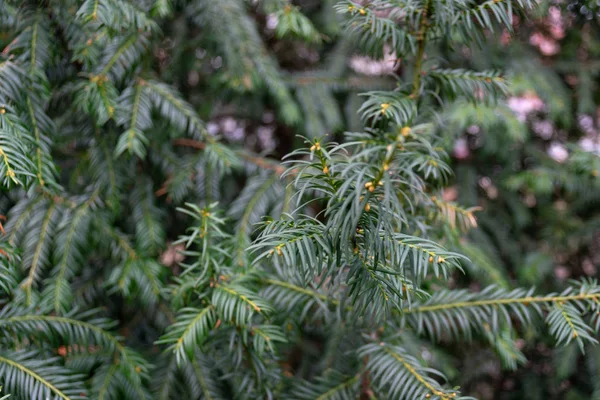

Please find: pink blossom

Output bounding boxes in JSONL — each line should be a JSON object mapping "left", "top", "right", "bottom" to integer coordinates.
{"left": 547, "top": 142, "right": 568, "bottom": 163}
{"left": 507, "top": 93, "right": 545, "bottom": 121}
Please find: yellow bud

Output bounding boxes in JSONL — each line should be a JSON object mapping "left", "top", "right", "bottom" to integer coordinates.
{"left": 428, "top": 256, "right": 434, "bottom": 263}
{"left": 314, "top": 142, "right": 321, "bottom": 151}
{"left": 310, "top": 145, "right": 316, "bottom": 152}
{"left": 437, "top": 256, "right": 445, "bottom": 263}
{"left": 359, "top": 8, "right": 366, "bottom": 15}
{"left": 380, "top": 103, "right": 390, "bottom": 115}
{"left": 401, "top": 126, "right": 411, "bottom": 137}
{"left": 365, "top": 182, "right": 373, "bottom": 188}
{"left": 368, "top": 185, "right": 375, "bottom": 192}
{"left": 365, "top": 203, "right": 371, "bottom": 212}
{"left": 383, "top": 163, "right": 389, "bottom": 171}
{"left": 377, "top": 181, "right": 383, "bottom": 186}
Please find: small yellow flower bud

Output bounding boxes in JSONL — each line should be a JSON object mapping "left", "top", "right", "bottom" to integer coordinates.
{"left": 401, "top": 126, "right": 411, "bottom": 137}
{"left": 380, "top": 103, "right": 390, "bottom": 115}
{"left": 322, "top": 165, "right": 329, "bottom": 174}
{"left": 359, "top": 8, "right": 366, "bottom": 15}
{"left": 368, "top": 185, "right": 375, "bottom": 192}
{"left": 365, "top": 182, "right": 373, "bottom": 188}
{"left": 383, "top": 163, "right": 389, "bottom": 171}
{"left": 364, "top": 203, "right": 370, "bottom": 211}
{"left": 429, "top": 256, "right": 434, "bottom": 263}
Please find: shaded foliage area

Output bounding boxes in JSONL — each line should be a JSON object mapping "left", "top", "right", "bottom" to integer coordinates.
{"left": 0, "top": 0, "right": 598, "bottom": 399}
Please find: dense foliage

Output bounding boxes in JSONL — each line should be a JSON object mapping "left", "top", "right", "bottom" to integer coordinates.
{"left": 0, "top": 0, "right": 599, "bottom": 399}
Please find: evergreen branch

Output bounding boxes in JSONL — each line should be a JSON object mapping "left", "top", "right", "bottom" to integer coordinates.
{"left": 26, "top": 95, "right": 47, "bottom": 187}
{"left": 191, "top": 359, "right": 215, "bottom": 400}
{"left": 384, "top": 347, "right": 449, "bottom": 399}
{"left": 0, "top": 355, "right": 71, "bottom": 400}
{"left": 0, "top": 314, "right": 124, "bottom": 352}
{"left": 403, "top": 281, "right": 600, "bottom": 346}
{"left": 315, "top": 375, "right": 360, "bottom": 400}
{"left": 144, "top": 80, "right": 208, "bottom": 138}
{"left": 23, "top": 201, "right": 57, "bottom": 305}
{"left": 238, "top": 175, "right": 280, "bottom": 238}
{"left": 96, "top": 34, "right": 138, "bottom": 77}
{"left": 97, "top": 364, "right": 118, "bottom": 400}
{"left": 28, "top": 12, "right": 40, "bottom": 75}
{"left": 48, "top": 193, "right": 97, "bottom": 313}
{"left": 359, "top": 343, "right": 461, "bottom": 399}
{"left": 264, "top": 278, "right": 334, "bottom": 305}
{"left": 173, "top": 138, "right": 285, "bottom": 174}
{"left": 156, "top": 306, "right": 217, "bottom": 364}
{"left": 404, "top": 292, "right": 600, "bottom": 314}
{"left": 7, "top": 196, "right": 44, "bottom": 245}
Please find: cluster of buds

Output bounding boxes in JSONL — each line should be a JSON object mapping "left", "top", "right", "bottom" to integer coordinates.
{"left": 380, "top": 103, "right": 390, "bottom": 115}
{"left": 309, "top": 142, "right": 321, "bottom": 152}
{"left": 347, "top": 4, "right": 367, "bottom": 14}
{"left": 428, "top": 255, "right": 445, "bottom": 263}
{"left": 397, "top": 126, "right": 411, "bottom": 140}
{"left": 269, "top": 244, "right": 284, "bottom": 256}
{"left": 364, "top": 180, "right": 382, "bottom": 192}
{"left": 89, "top": 74, "right": 109, "bottom": 85}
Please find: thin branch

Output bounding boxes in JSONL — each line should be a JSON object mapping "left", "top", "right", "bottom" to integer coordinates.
{"left": 404, "top": 293, "right": 600, "bottom": 314}
{"left": 172, "top": 138, "right": 287, "bottom": 175}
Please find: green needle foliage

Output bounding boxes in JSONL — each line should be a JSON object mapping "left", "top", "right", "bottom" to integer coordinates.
{"left": 0, "top": 0, "right": 598, "bottom": 399}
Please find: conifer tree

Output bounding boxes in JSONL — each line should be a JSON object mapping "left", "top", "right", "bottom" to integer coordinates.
{"left": 0, "top": 0, "right": 598, "bottom": 399}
